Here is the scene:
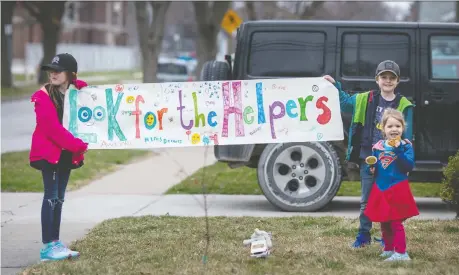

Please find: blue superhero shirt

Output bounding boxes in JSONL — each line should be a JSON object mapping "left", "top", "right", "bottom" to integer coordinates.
{"left": 371, "top": 139, "right": 415, "bottom": 192}
{"left": 364, "top": 139, "right": 419, "bottom": 222}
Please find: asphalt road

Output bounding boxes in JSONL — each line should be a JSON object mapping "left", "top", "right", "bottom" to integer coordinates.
{"left": 1, "top": 99, "right": 35, "bottom": 153}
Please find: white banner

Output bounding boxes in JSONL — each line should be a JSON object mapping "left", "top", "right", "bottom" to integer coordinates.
{"left": 63, "top": 77, "right": 344, "bottom": 149}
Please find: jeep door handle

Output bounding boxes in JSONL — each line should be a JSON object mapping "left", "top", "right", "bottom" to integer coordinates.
{"left": 429, "top": 96, "right": 444, "bottom": 103}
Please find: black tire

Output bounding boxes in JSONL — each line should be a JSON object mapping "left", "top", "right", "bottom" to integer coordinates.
{"left": 200, "top": 60, "right": 230, "bottom": 81}
{"left": 257, "top": 142, "right": 342, "bottom": 212}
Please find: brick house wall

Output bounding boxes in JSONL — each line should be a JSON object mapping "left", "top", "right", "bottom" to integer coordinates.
{"left": 12, "top": 1, "right": 130, "bottom": 60}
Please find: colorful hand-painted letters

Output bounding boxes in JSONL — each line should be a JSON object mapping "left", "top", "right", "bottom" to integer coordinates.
{"left": 63, "top": 77, "right": 344, "bottom": 149}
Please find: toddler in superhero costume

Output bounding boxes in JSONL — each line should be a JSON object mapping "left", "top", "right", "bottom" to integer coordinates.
{"left": 364, "top": 108, "right": 419, "bottom": 261}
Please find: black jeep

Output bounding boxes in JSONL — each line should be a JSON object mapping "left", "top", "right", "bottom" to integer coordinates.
{"left": 200, "top": 20, "right": 459, "bottom": 212}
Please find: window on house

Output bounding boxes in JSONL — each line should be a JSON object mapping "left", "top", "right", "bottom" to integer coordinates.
{"left": 341, "top": 33, "right": 410, "bottom": 79}
{"left": 112, "top": 2, "right": 123, "bottom": 26}
{"left": 248, "top": 31, "right": 326, "bottom": 77}
{"left": 65, "top": 2, "right": 77, "bottom": 22}
{"left": 430, "top": 35, "right": 459, "bottom": 80}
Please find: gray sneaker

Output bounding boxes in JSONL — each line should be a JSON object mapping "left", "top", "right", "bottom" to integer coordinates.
{"left": 384, "top": 252, "right": 411, "bottom": 262}
{"left": 380, "top": 250, "right": 394, "bottom": 258}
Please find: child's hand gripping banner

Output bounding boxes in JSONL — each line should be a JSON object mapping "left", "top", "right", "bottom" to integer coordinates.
{"left": 63, "top": 77, "right": 344, "bottom": 149}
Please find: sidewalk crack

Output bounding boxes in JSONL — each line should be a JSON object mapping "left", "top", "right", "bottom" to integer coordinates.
{"left": 131, "top": 196, "right": 164, "bottom": 216}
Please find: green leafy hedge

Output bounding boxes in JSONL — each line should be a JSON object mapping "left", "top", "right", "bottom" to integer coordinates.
{"left": 440, "top": 151, "right": 459, "bottom": 218}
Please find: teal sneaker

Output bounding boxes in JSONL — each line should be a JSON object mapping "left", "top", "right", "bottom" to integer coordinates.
{"left": 53, "top": 241, "right": 80, "bottom": 259}
{"left": 40, "top": 242, "right": 71, "bottom": 262}
{"left": 380, "top": 250, "right": 394, "bottom": 258}
{"left": 384, "top": 252, "right": 411, "bottom": 262}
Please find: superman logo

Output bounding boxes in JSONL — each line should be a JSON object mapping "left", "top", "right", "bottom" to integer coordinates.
{"left": 379, "top": 154, "right": 397, "bottom": 169}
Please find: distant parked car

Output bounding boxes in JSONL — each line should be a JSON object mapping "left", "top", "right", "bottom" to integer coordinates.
{"left": 156, "top": 57, "right": 194, "bottom": 82}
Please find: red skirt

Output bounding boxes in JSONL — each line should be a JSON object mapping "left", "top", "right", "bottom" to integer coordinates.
{"left": 364, "top": 179, "right": 419, "bottom": 222}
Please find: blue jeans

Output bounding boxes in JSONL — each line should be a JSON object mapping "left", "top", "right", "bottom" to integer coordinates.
{"left": 41, "top": 168, "right": 71, "bottom": 244}
{"left": 359, "top": 161, "right": 374, "bottom": 235}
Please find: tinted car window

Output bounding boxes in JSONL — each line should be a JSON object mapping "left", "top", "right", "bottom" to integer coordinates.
{"left": 430, "top": 35, "right": 459, "bottom": 80}
{"left": 248, "top": 31, "right": 325, "bottom": 77}
{"left": 341, "top": 33, "right": 410, "bottom": 79}
{"left": 158, "top": 63, "right": 188, "bottom": 75}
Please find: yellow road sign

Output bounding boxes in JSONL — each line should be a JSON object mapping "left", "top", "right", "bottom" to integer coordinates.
{"left": 221, "top": 9, "right": 243, "bottom": 35}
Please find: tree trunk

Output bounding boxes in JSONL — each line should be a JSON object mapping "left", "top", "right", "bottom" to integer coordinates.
{"left": 135, "top": 1, "right": 153, "bottom": 83}
{"left": 135, "top": 1, "right": 170, "bottom": 83}
{"left": 245, "top": 2, "right": 257, "bottom": 21}
{"left": 299, "top": 1, "right": 325, "bottom": 19}
{"left": 39, "top": 20, "right": 60, "bottom": 84}
{"left": 23, "top": 1, "right": 67, "bottom": 84}
{"left": 1, "top": 1, "right": 16, "bottom": 88}
{"left": 262, "top": 2, "right": 278, "bottom": 19}
{"left": 456, "top": 1, "right": 459, "bottom": 23}
{"left": 193, "top": 1, "right": 230, "bottom": 80}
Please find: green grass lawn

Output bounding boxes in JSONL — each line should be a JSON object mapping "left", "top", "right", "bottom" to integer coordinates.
{"left": 0, "top": 84, "right": 38, "bottom": 101}
{"left": 166, "top": 162, "right": 443, "bottom": 197}
{"left": 1, "top": 149, "right": 152, "bottom": 192}
{"left": 1, "top": 81, "right": 119, "bottom": 102}
{"left": 21, "top": 216, "right": 459, "bottom": 275}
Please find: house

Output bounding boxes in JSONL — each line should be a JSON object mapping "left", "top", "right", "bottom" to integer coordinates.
{"left": 12, "top": 1, "right": 134, "bottom": 60}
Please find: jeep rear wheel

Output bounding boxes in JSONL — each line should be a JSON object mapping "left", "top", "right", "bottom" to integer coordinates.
{"left": 257, "top": 142, "right": 342, "bottom": 212}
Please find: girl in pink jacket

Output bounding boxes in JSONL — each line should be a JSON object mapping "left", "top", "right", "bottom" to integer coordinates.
{"left": 29, "top": 53, "right": 88, "bottom": 261}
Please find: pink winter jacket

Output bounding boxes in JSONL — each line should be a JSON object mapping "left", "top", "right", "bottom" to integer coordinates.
{"left": 29, "top": 79, "right": 89, "bottom": 165}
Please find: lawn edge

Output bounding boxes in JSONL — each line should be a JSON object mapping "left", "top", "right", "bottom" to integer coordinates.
{"left": 66, "top": 150, "right": 157, "bottom": 192}
{"left": 1, "top": 150, "right": 157, "bottom": 193}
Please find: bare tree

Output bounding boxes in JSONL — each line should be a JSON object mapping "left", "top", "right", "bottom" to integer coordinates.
{"left": 165, "top": 2, "right": 197, "bottom": 39}
{"left": 322, "top": 1, "right": 397, "bottom": 21}
{"left": 245, "top": 1, "right": 257, "bottom": 21}
{"left": 296, "top": 1, "right": 325, "bottom": 19}
{"left": 275, "top": 1, "right": 327, "bottom": 20}
{"left": 192, "top": 1, "right": 231, "bottom": 78}
{"left": 1, "top": 1, "right": 16, "bottom": 88}
{"left": 135, "top": 1, "right": 170, "bottom": 83}
{"left": 23, "top": 1, "right": 66, "bottom": 84}
{"left": 403, "top": 1, "right": 420, "bottom": 22}
{"left": 261, "top": 1, "right": 279, "bottom": 19}
{"left": 456, "top": 1, "right": 459, "bottom": 23}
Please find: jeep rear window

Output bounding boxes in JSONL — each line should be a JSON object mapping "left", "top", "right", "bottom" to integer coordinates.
{"left": 248, "top": 31, "right": 325, "bottom": 77}
{"left": 341, "top": 33, "right": 410, "bottom": 79}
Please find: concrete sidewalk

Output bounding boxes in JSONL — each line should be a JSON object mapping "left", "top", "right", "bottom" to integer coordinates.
{"left": 1, "top": 147, "right": 217, "bottom": 275}
{"left": 3, "top": 193, "right": 455, "bottom": 225}
{"left": 72, "top": 146, "right": 215, "bottom": 195}
{"left": 1, "top": 147, "right": 456, "bottom": 275}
